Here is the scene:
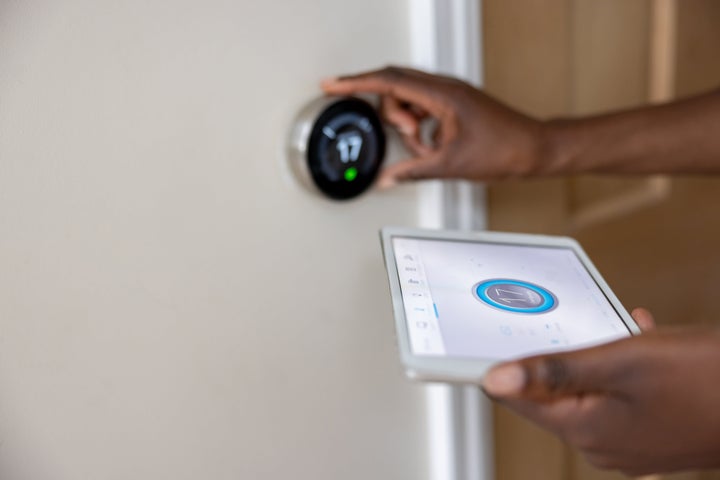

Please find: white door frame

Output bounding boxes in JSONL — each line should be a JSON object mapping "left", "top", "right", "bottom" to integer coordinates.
{"left": 409, "top": 2, "right": 493, "bottom": 480}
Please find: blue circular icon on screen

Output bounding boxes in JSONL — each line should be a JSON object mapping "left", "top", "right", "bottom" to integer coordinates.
{"left": 473, "top": 279, "right": 557, "bottom": 314}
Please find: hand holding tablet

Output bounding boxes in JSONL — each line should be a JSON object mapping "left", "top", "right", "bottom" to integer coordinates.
{"left": 380, "top": 227, "right": 640, "bottom": 384}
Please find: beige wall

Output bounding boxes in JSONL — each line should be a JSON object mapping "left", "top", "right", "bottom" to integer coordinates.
{"left": 0, "top": 2, "right": 429, "bottom": 479}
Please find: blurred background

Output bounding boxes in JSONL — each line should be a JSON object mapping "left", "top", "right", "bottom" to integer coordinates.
{"left": 484, "top": 1, "right": 720, "bottom": 480}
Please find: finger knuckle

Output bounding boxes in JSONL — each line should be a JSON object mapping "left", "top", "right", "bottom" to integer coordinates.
{"left": 454, "top": 81, "right": 478, "bottom": 99}
{"left": 380, "top": 65, "right": 406, "bottom": 81}
{"left": 537, "top": 356, "right": 572, "bottom": 394}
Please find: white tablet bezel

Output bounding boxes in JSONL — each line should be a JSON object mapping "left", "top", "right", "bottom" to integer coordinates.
{"left": 380, "top": 227, "right": 641, "bottom": 384}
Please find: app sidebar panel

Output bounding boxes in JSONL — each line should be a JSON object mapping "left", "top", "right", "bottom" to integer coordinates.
{"left": 392, "top": 239, "right": 446, "bottom": 356}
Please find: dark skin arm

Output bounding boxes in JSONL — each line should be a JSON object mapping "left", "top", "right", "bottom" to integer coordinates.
{"left": 324, "top": 67, "right": 720, "bottom": 475}
{"left": 322, "top": 66, "right": 720, "bottom": 186}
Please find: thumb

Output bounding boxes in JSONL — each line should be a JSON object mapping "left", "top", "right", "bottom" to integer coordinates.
{"left": 631, "top": 307, "right": 656, "bottom": 332}
{"left": 376, "top": 152, "right": 448, "bottom": 189}
{"left": 482, "top": 344, "right": 623, "bottom": 401}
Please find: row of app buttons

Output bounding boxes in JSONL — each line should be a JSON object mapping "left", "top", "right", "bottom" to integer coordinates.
{"left": 396, "top": 247, "right": 445, "bottom": 355}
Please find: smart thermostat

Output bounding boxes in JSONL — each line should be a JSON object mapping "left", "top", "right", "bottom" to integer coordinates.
{"left": 287, "top": 96, "right": 386, "bottom": 200}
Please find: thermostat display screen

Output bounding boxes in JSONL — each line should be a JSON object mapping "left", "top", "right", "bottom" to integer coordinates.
{"left": 317, "top": 112, "right": 378, "bottom": 182}
{"left": 307, "top": 98, "right": 385, "bottom": 200}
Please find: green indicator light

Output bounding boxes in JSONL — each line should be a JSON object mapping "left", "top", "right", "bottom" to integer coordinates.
{"left": 344, "top": 167, "right": 358, "bottom": 182}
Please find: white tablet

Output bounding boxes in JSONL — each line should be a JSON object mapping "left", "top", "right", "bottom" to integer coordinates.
{"left": 381, "top": 227, "right": 640, "bottom": 384}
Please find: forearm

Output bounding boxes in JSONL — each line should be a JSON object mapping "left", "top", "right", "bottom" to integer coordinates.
{"left": 537, "top": 88, "right": 720, "bottom": 176}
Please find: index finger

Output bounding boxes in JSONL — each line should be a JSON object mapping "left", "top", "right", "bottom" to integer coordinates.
{"left": 321, "top": 66, "right": 445, "bottom": 113}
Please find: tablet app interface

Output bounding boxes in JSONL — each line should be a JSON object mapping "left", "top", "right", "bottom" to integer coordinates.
{"left": 392, "top": 237, "right": 630, "bottom": 360}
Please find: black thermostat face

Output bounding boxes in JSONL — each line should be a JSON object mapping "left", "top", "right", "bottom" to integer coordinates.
{"left": 306, "top": 98, "right": 386, "bottom": 200}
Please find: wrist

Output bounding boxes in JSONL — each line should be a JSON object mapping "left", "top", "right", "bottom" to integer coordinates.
{"left": 504, "top": 120, "right": 555, "bottom": 179}
{"left": 528, "top": 119, "right": 576, "bottom": 177}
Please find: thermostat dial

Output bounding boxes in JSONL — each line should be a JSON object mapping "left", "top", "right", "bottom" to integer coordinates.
{"left": 287, "top": 96, "right": 386, "bottom": 200}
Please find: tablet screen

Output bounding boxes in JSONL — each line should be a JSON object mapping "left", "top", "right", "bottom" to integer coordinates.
{"left": 392, "top": 236, "right": 630, "bottom": 360}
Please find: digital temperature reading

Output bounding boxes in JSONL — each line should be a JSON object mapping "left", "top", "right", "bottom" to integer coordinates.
{"left": 330, "top": 129, "right": 363, "bottom": 164}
